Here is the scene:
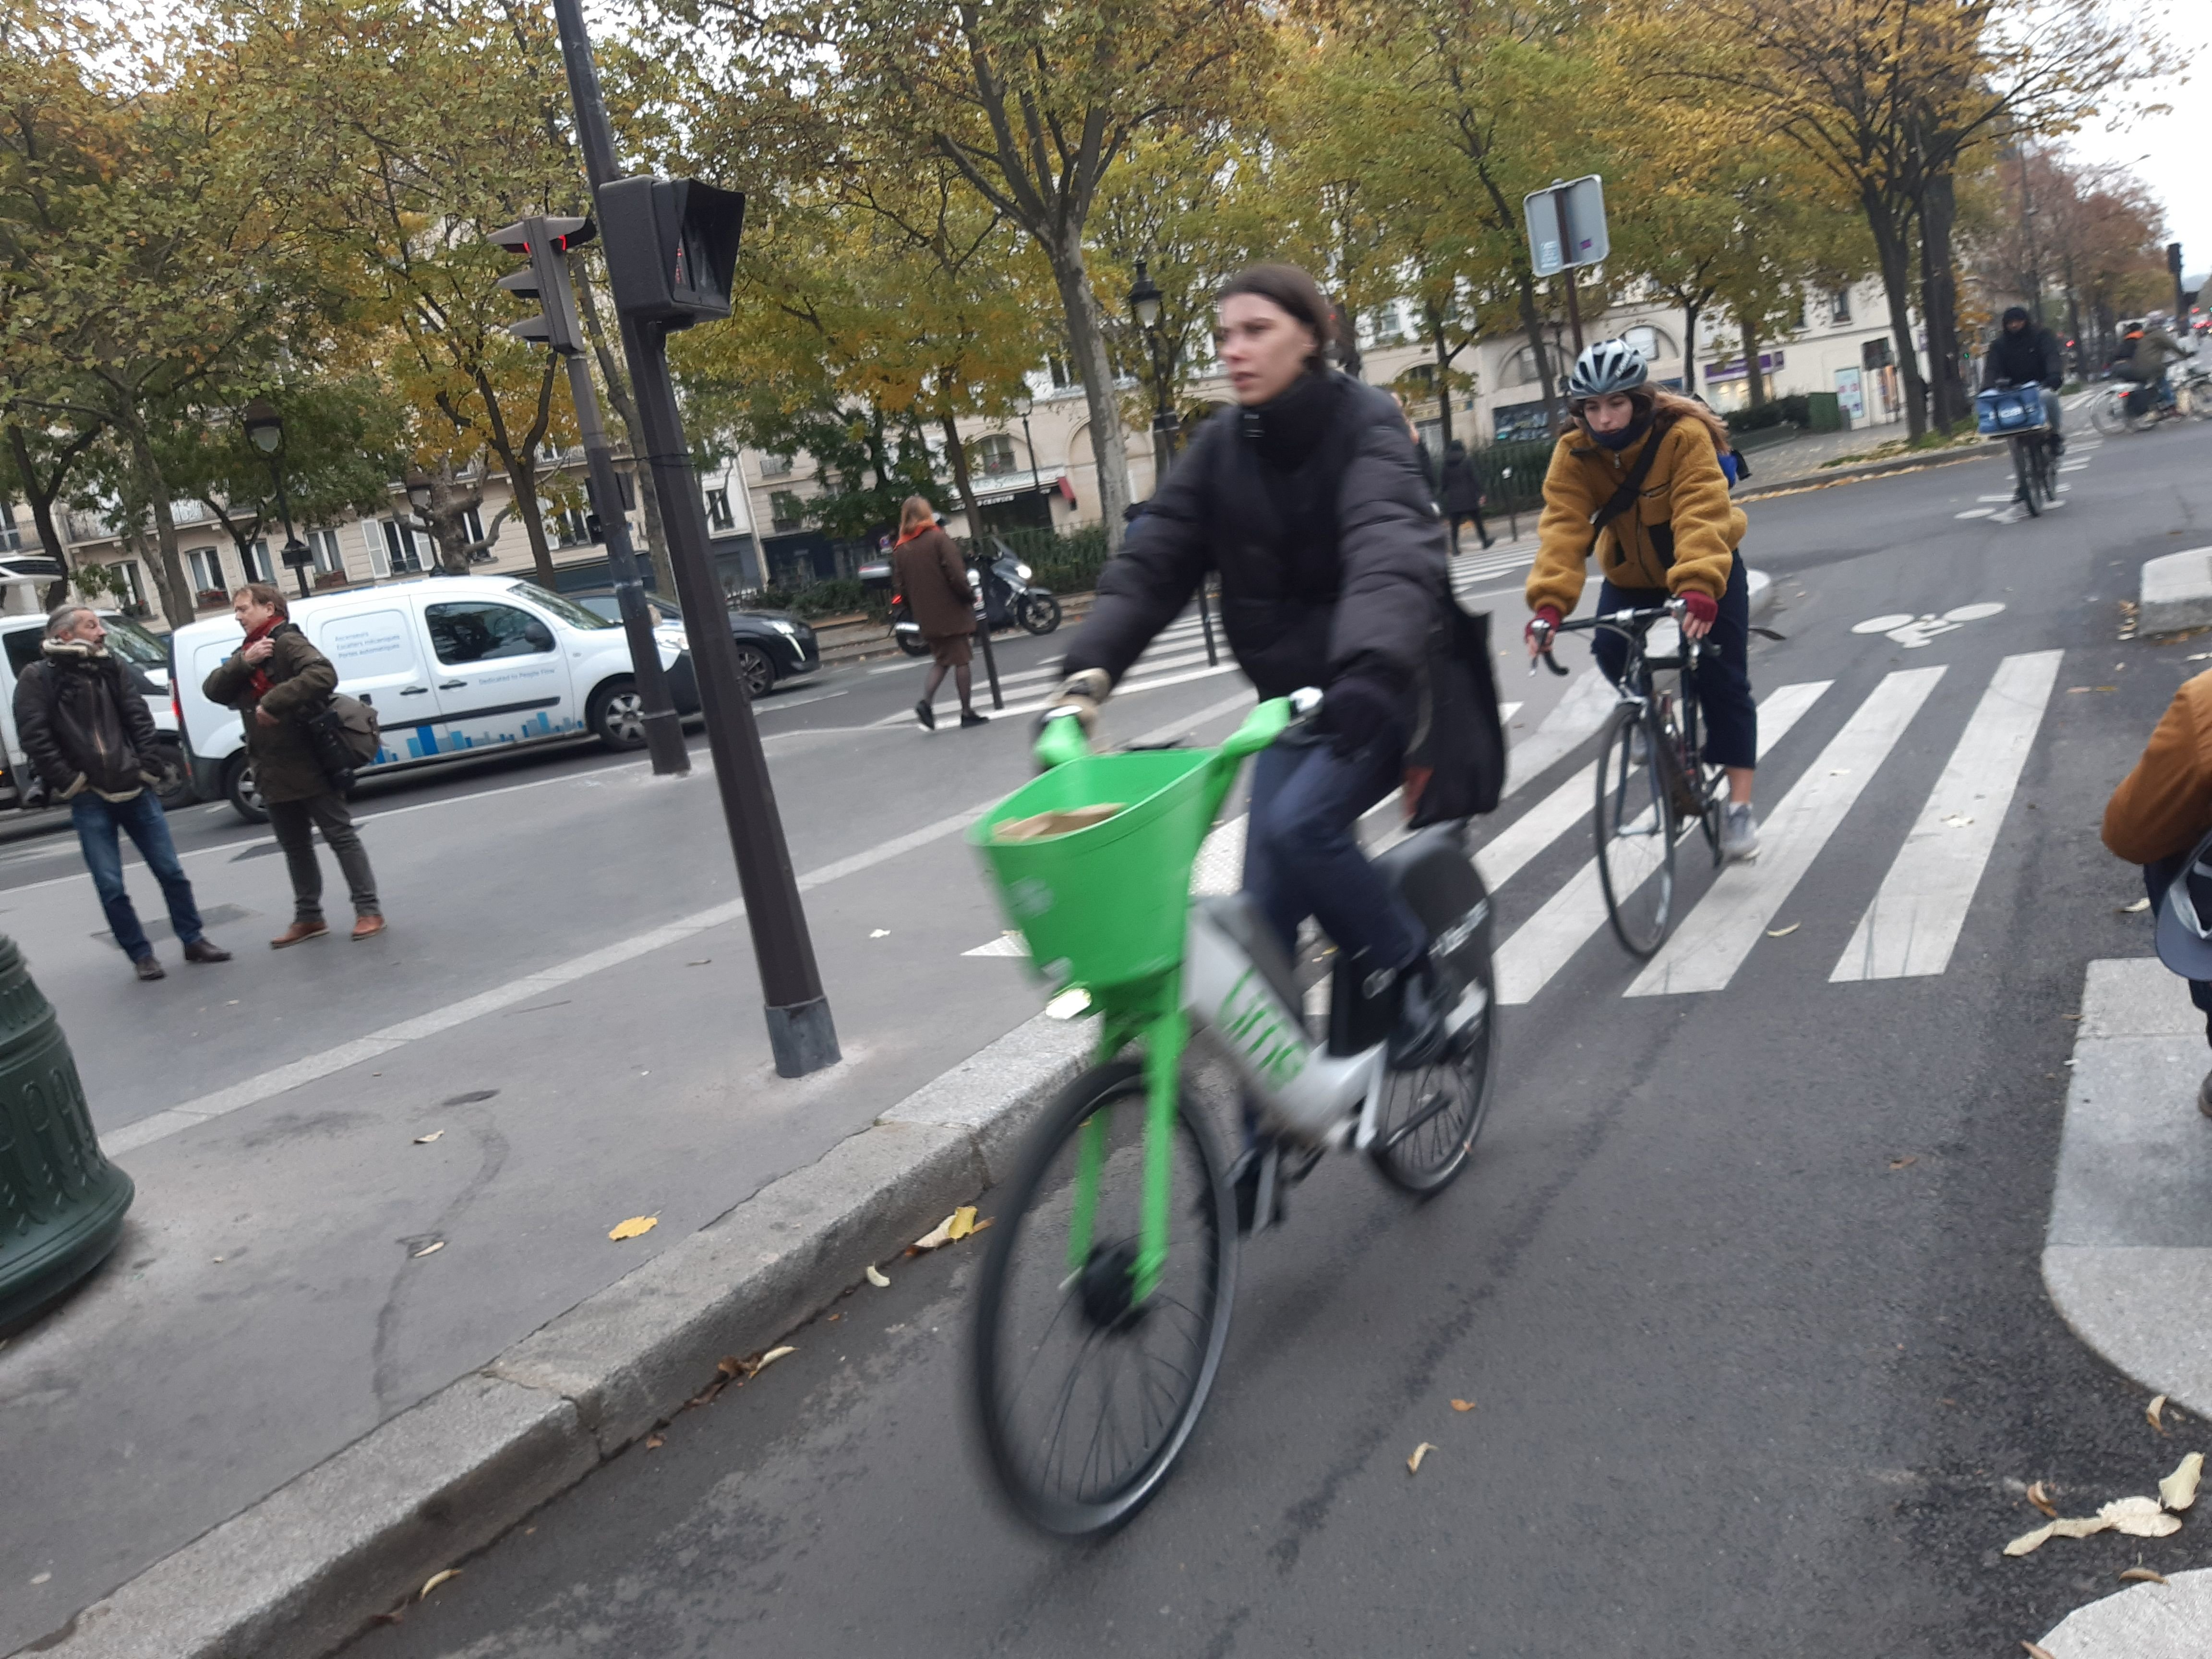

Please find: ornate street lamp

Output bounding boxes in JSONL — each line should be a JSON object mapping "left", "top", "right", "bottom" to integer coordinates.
{"left": 242, "top": 399, "right": 312, "bottom": 598}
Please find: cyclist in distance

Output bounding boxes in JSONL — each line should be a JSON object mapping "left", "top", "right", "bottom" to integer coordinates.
{"left": 1982, "top": 304, "right": 2066, "bottom": 463}
{"left": 1524, "top": 339, "right": 1761, "bottom": 859}
{"left": 1047, "top": 262, "right": 1452, "bottom": 1068}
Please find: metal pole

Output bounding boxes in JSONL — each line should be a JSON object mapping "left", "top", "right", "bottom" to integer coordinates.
{"left": 973, "top": 554, "right": 1002, "bottom": 710}
{"left": 562, "top": 349, "right": 689, "bottom": 775}
{"left": 268, "top": 457, "right": 309, "bottom": 600}
{"left": 551, "top": 0, "right": 838, "bottom": 1076}
{"left": 1552, "top": 189, "right": 1586, "bottom": 356}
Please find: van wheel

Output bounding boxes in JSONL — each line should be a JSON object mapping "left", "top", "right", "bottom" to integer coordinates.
{"left": 222, "top": 754, "right": 269, "bottom": 825}
{"left": 150, "top": 740, "right": 196, "bottom": 811}
{"left": 589, "top": 680, "right": 648, "bottom": 750}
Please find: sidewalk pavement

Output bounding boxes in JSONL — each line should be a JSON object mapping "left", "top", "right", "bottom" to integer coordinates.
{"left": 2033, "top": 957, "right": 2212, "bottom": 1655}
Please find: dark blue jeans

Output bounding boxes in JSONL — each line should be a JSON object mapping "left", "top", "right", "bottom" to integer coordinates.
{"left": 1243, "top": 730, "right": 1425, "bottom": 975}
{"left": 1593, "top": 551, "right": 1757, "bottom": 770}
{"left": 72, "top": 790, "right": 203, "bottom": 961}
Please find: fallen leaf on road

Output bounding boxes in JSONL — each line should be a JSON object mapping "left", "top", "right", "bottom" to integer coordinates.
{"left": 2022, "top": 1644, "right": 2056, "bottom": 1659}
{"left": 685, "top": 959, "right": 711, "bottom": 967}
{"left": 411, "top": 1241, "right": 444, "bottom": 1258}
{"left": 2004, "top": 1524, "right": 2055, "bottom": 1556}
{"left": 865, "top": 1264, "right": 890, "bottom": 1287}
{"left": 869, "top": 929, "right": 890, "bottom": 938}
{"left": 608, "top": 1216, "right": 658, "bottom": 1241}
{"left": 2027, "top": 1481, "right": 2057, "bottom": 1517}
{"left": 1407, "top": 1442, "right": 1436, "bottom": 1474}
{"left": 948, "top": 1206, "right": 978, "bottom": 1241}
{"left": 2121, "top": 898, "right": 2152, "bottom": 914}
{"left": 370, "top": 1610, "right": 404, "bottom": 1626}
{"left": 756, "top": 1345, "right": 794, "bottom": 1373}
{"left": 2051, "top": 1515, "right": 2114, "bottom": 1539}
{"left": 2158, "top": 1451, "right": 2202, "bottom": 1511}
{"left": 2189, "top": 653, "right": 2212, "bottom": 662}
{"left": 2099, "top": 1495, "right": 2180, "bottom": 1538}
{"left": 915, "top": 1206, "right": 981, "bottom": 1250}
{"left": 1451, "top": 1399, "right": 1475, "bottom": 1413}
{"left": 645, "top": 1433, "right": 664, "bottom": 1450}
{"left": 1890, "top": 1156, "right": 1919, "bottom": 1170}
{"left": 1765, "top": 923, "right": 1801, "bottom": 938}
{"left": 2148, "top": 1394, "right": 2169, "bottom": 1434}
{"left": 420, "top": 1569, "right": 459, "bottom": 1599}
{"left": 2118, "top": 1567, "right": 2170, "bottom": 1585}
{"left": 414, "top": 1130, "right": 444, "bottom": 1144}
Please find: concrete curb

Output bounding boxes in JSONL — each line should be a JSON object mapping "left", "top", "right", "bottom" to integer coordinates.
{"left": 2137, "top": 547, "right": 2212, "bottom": 636}
{"left": 24, "top": 1011, "right": 1092, "bottom": 1659}
{"left": 2039, "top": 1567, "right": 2212, "bottom": 1658}
{"left": 1746, "top": 566, "right": 1776, "bottom": 623}
{"left": 1733, "top": 439, "right": 2003, "bottom": 501}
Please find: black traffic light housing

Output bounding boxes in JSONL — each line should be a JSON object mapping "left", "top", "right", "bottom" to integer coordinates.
{"left": 597, "top": 178, "right": 744, "bottom": 330}
{"left": 488, "top": 215, "right": 594, "bottom": 355}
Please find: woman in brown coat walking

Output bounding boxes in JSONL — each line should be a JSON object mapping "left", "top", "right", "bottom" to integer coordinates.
{"left": 890, "top": 496, "right": 986, "bottom": 730}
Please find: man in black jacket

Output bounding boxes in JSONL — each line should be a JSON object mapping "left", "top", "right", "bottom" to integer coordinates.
{"left": 15, "top": 605, "right": 230, "bottom": 980}
{"left": 1982, "top": 305, "right": 2066, "bottom": 455}
{"left": 1051, "top": 263, "right": 1449, "bottom": 1066}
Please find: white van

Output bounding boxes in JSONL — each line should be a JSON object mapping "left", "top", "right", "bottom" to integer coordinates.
{"left": 172, "top": 575, "right": 697, "bottom": 822}
{"left": 0, "top": 607, "right": 194, "bottom": 812}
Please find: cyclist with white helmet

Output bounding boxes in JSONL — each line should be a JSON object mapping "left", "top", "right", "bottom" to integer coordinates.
{"left": 1524, "top": 339, "right": 1761, "bottom": 859}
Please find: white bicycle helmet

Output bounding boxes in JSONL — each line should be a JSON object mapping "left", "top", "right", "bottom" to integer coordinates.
{"left": 1567, "top": 338, "right": 1648, "bottom": 400}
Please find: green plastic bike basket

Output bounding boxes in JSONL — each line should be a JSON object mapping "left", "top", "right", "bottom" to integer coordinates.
{"left": 970, "top": 748, "right": 1221, "bottom": 991}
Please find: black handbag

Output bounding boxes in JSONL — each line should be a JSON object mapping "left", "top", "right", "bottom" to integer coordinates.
{"left": 1404, "top": 587, "right": 1506, "bottom": 826}
{"left": 301, "top": 694, "right": 381, "bottom": 788}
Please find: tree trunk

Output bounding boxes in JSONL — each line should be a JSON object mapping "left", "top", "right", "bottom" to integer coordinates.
{"left": 1917, "top": 169, "right": 1966, "bottom": 429}
{"left": 1046, "top": 235, "right": 1131, "bottom": 553}
{"left": 1862, "top": 184, "right": 1930, "bottom": 438}
{"left": 575, "top": 259, "right": 680, "bottom": 601}
{"left": 1514, "top": 271, "right": 1561, "bottom": 433}
{"left": 1743, "top": 313, "right": 1767, "bottom": 408}
{"left": 11, "top": 422, "right": 96, "bottom": 612}
{"left": 124, "top": 419, "right": 194, "bottom": 622}
{"left": 497, "top": 452, "right": 561, "bottom": 586}
{"left": 939, "top": 411, "right": 986, "bottom": 546}
{"left": 1429, "top": 306, "right": 1456, "bottom": 464}
{"left": 1682, "top": 301, "right": 1700, "bottom": 396}
{"left": 477, "top": 360, "right": 563, "bottom": 588}
{"left": 422, "top": 468, "right": 486, "bottom": 573}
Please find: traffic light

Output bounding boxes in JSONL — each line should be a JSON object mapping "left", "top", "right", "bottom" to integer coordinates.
{"left": 487, "top": 215, "right": 594, "bottom": 355}
{"left": 597, "top": 178, "right": 744, "bottom": 330}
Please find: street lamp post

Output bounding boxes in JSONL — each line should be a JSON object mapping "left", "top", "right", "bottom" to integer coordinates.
{"left": 1012, "top": 391, "right": 1041, "bottom": 512}
{"left": 242, "top": 400, "right": 313, "bottom": 599}
{"left": 1127, "top": 261, "right": 1215, "bottom": 666}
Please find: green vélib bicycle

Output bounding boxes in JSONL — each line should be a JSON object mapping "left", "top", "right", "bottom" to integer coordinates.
{"left": 965, "top": 695, "right": 1498, "bottom": 1535}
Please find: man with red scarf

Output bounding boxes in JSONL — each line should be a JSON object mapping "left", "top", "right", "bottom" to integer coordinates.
{"left": 203, "top": 584, "right": 385, "bottom": 945}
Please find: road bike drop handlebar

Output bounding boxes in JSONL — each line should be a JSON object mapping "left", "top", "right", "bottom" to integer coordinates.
{"left": 1529, "top": 597, "right": 1697, "bottom": 679}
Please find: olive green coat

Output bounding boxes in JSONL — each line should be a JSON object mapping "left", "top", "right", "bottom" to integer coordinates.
{"left": 202, "top": 622, "right": 339, "bottom": 803}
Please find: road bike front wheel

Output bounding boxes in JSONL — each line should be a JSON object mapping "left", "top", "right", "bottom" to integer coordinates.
{"left": 971, "top": 1058, "right": 1235, "bottom": 1536}
{"left": 2011, "top": 435, "right": 2042, "bottom": 517}
{"left": 2089, "top": 390, "right": 2130, "bottom": 436}
{"left": 1593, "top": 702, "right": 1677, "bottom": 958}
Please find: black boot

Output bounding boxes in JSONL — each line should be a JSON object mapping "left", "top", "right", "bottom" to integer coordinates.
{"left": 1387, "top": 952, "right": 1449, "bottom": 1070}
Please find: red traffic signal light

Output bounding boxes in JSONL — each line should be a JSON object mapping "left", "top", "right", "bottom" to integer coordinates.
{"left": 486, "top": 214, "right": 591, "bottom": 356}
{"left": 486, "top": 215, "right": 595, "bottom": 256}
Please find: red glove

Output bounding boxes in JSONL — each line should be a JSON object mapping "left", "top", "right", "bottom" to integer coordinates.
{"left": 1525, "top": 606, "right": 1563, "bottom": 645}
{"left": 1678, "top": 591, "right": 1718, "bottom": 628}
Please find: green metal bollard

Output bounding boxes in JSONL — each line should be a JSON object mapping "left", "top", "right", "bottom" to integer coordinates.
{"left": 0, "top": 934, "right": 133, "bottom": 1329}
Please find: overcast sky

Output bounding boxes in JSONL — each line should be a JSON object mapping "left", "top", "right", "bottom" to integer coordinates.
{"left": 2065, "top": 0, "right": 2210, "bottom": 281}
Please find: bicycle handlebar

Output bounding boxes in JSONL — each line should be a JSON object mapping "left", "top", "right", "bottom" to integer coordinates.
{"left": 1528, "top": 599, "right": 1690, "bottom": 678}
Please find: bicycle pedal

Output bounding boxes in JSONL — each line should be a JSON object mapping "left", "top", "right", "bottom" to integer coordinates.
{"left": 1283, "top": 1144, "right": 1325, "bottom": 1188}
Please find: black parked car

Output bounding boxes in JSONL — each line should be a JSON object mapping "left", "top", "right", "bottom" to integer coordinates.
{"left": 566, "top": 589, "right": 821, "bottom": 698}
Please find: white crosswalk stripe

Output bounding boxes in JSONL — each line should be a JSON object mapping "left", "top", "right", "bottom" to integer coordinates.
{"left": 1624, "top": 668, "right": 1945, "bottom": 998}
{"left": 1494, "top": 681, "right": 1832, "bottom": 1005}
{"left": 1829, "top": 650, "right": 2061, "bottom": 981}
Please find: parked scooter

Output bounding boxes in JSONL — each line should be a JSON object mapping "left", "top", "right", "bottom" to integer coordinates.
{"left": 869, "top": 537, "right": 1061, "bottom": 657}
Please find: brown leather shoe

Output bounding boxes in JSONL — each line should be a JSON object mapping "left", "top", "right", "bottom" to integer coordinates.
{"left": 183, "top": 938, "right": 231, "bottom": 964}
{"left": 271, "top": 919, "right": 328, "bottom": 949}
{"left": 351, "top": 914, "right": 386, "bottom": 942}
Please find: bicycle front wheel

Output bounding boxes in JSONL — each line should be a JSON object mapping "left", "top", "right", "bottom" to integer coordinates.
{"left": 2089, "top": 390, "right": 2129, "bottom": 435}
{"left": 1593, "top": 702, "right": 1677, "bottom": 958}
{"left": 971, "top": 1058, "right": 1235, "bottom": 1535}
{"left": 2011, "top": 435, "right": 2041, "bottom": 517}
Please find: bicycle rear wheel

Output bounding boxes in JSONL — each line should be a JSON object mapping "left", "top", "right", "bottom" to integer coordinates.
{"left": 1370, "top": 918, "right": 1497, "bottom": 1194}
{"left": 2011, "top": 434, "right": 2041, "bottom": 517}
{"left": 1593, "top": 701, "right": 1677, "bottom": 958}
{"left": 971, "top": 1058, "right": 1234, "bottom": 1535}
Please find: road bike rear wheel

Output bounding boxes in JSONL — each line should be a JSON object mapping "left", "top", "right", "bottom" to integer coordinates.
{"left": 1370, "top": 913, "right": 1497, "bottom": 1195}
{"left": 971, "top": 1058, "right": 1235, "bottom": 1535}
{"left": 1593, "top": 702, "right": 1676, "bottom": 958}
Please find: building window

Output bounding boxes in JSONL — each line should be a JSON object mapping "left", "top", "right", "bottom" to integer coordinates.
{"left": 1622, "top": 325, "right": 1677, "bottom": 363}
{"left": 381, "top": 518, "right": 428, "bottom": 574}
{"left": 308, "top": 529, "right": 346, "bottom": 575}
{"left": 111, "top": 561, "right": 147, "bottom": 614}
{"left": 461, "top": 506, "right": 485, "bottom": 549}
{"left": 758, "top": 453, "right": 793, "bottom": 479}
{"left": 972, "top": 433, "right": 1019, "bottom": 478}
{"left": 769, "top": 490, "right": 806, "bottom": 533}
{"left": 1496, "top": 344, "right": 1567, "bottom": 389}
{"left": 1829, "top": 289, "right": 1852, "bottom": 324}
{"left": 244, "top": 539, "right": 275, "bottom": 584}
{"left": 553, "top": 506, "right": 593, "bottom": 547}
{"left": 186, "top": 547, "right": 225, "bottom": 594}
{"left": 705, "top": 487, "right": 735, "bottom": 530}
{"left": 1047, "top": 353, "right": 1078, "bottom": 389}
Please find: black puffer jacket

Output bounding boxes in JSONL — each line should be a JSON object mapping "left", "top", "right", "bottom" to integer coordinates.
{"left": 14, "top": 641, "right": 164, "bottom": 798}
{"left": 1064, "top": 370, "right": 1447, "bottom": 699}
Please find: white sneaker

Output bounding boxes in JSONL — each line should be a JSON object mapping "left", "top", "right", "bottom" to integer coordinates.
{"left": 1720, "top": 803, "right": 1759, "bottom": 860}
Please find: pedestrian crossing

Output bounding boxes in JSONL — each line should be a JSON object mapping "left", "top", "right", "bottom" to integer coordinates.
{"left": 878, "top": 610, "right": 1234, "bottom": 725}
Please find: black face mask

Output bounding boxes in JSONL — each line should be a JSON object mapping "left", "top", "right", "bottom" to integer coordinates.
{"left": 1589, "top": 409, "right": 1652, "bottom": 452}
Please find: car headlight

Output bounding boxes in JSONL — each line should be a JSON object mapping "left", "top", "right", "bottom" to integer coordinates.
{"left": 1016, "top": 562, "right": 1033, "bottom": 580}
{"left": 770, "top": 619, "right": 800, "bottom": 638}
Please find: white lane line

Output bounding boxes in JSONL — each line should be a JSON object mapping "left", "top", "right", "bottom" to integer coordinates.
{"left": 1494, "top": 681, "right": 1832, "bottom": 1006}
{"left": 1830, "top": 650, "right": 2062, "bottom": 981}
{"left": 899, "top": 661, "right": 1244, "bottom": 728}
{"left": 755, "top": 687, "right": 850, "bottom": 713}
{"left": 866, "top": 615, "right": 1214, "bottom": 674}
{"left": 1477, "top": 763, "right": 1596, "bottom": 891}
{"left": 1503, "top": 669, "right": 1615, "bottom": 797}
{"left": 1624, "top": 668, "right": 1945, "bottom": 998}
{"left": 107, "top": 689, "right": 1260, "bottom": 1158}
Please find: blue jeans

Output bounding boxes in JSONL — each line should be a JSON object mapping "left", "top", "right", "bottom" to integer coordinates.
{"left": 1242, "top": 730, "right": 1425, "bottom": 974}
{"left": 72, "top": 790, "right": 203, "bottom": 961}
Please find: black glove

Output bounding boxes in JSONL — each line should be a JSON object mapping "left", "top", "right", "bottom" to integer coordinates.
{"left": 1316, "top": 670, "right": 1409, "bottom": 758}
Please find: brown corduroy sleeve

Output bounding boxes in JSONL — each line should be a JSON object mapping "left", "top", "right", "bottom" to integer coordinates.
{"left": 2104, "top": 673, "right": 2212, "bottom": 864}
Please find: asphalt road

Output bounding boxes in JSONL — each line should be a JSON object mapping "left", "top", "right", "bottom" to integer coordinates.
{"left": 330, "top": 418, "right": 2212, "bottom": 1658}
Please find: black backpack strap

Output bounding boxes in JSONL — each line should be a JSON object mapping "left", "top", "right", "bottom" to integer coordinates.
{"left": 1584, "top": 410, "right": 1678, "bottom": 546}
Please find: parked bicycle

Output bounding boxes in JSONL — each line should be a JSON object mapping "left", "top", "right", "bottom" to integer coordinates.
{"left": 1533, "top": 600, "right": 1726, "bottom": 957}
{"left": 965, "top": 694, "right": 1497, "bottom": 1534}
